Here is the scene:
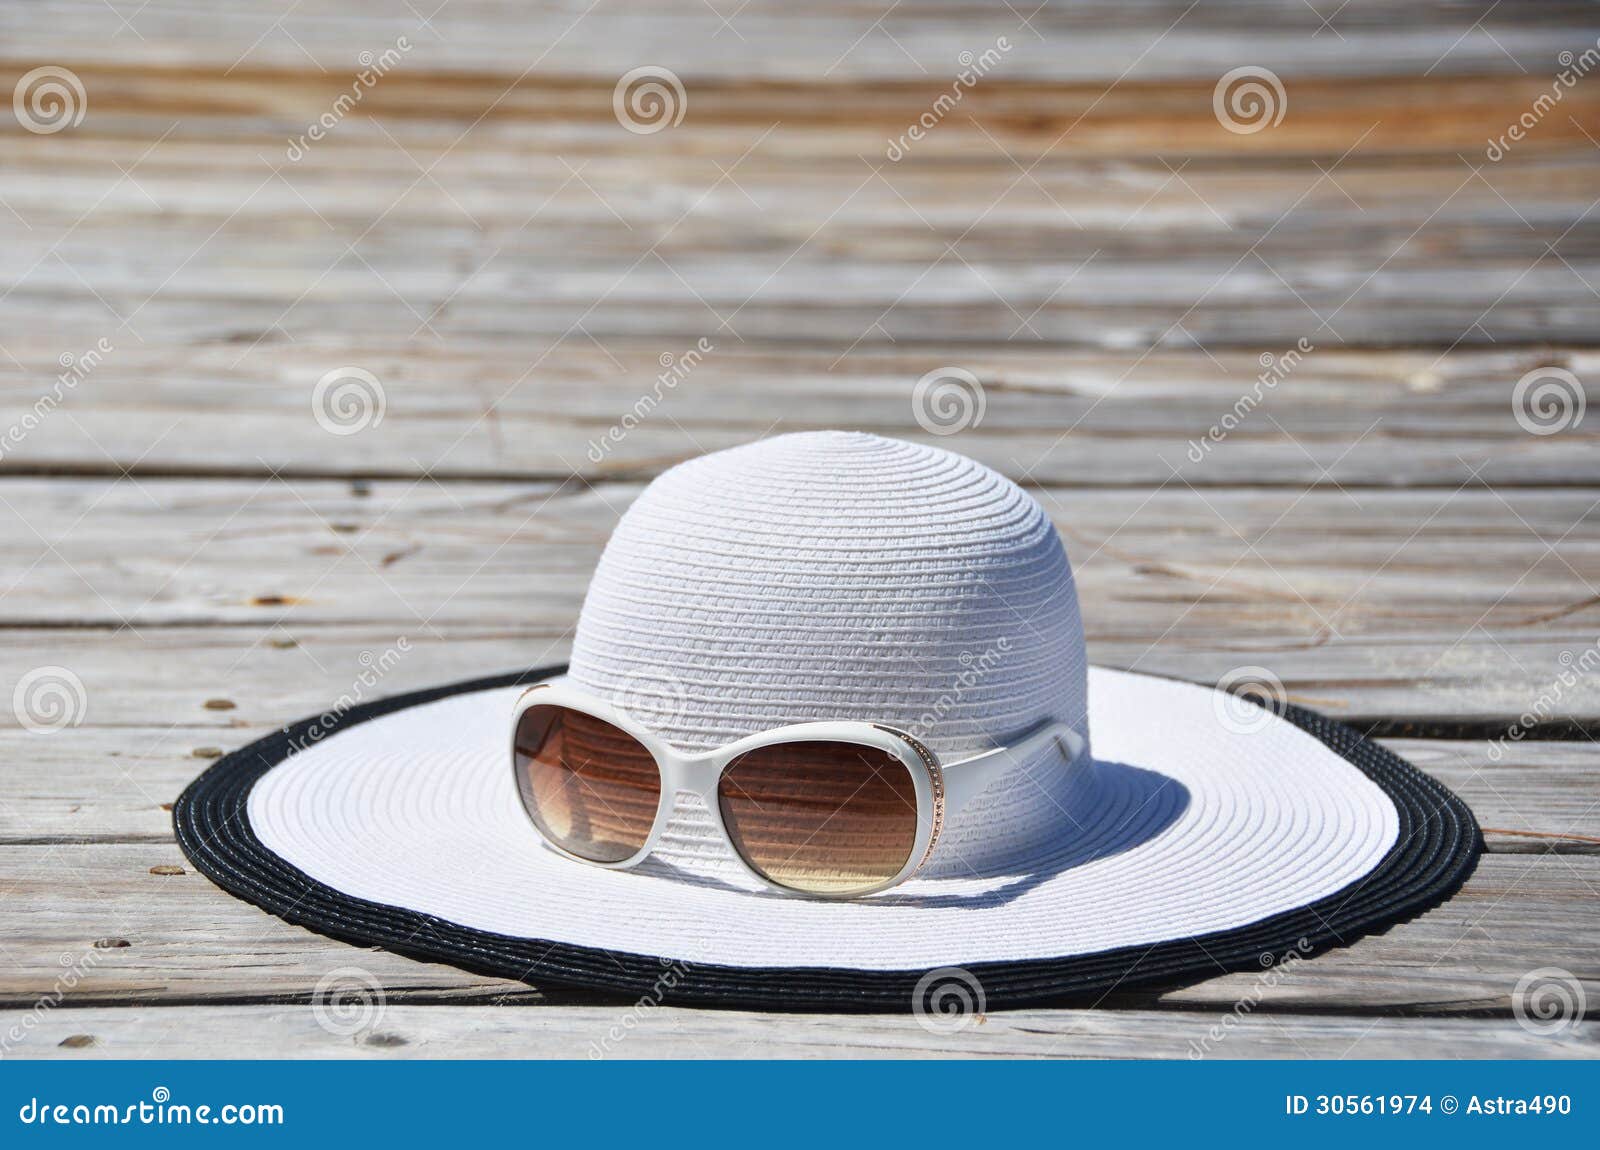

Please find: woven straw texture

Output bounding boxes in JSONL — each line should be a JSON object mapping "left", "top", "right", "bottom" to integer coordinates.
{"left": 242, "top": 668, "right": 1403, "bottom": 968}
{"left": 568, "top": 431, "right": 1087, "bottom": 874}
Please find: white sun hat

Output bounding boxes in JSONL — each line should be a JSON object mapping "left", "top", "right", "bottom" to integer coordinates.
{"left": 178, "top": 431, "right": 1479, "bottom": 1010}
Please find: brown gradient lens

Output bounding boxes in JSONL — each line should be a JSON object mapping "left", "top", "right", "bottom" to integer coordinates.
{"left": 514, "top": 704, "right": 661, "bottom": 863}
{"left": 717, "top": 740, "right": 921, "bottom": 895}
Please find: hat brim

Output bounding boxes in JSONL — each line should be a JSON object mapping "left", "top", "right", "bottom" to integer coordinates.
{"left": 175, "top": 664, "right": 1480, "bottom": 1012}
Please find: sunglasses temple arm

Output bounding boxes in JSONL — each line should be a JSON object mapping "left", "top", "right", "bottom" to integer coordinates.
{"left": 940, "top": 722, "right": 1085, "bottom": 816}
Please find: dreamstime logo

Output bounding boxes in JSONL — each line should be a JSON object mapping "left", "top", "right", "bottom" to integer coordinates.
{"left": 1213, "top": 666, "right": 1288, "bottom": 735}
{"left": 613, "top": 668, "right": 689, "bottom": 727}
{"left": 912, "top": 967, "right": 986, "bottom": 1034}
{"left": 586, "top": 337, "right": 714, "bottom": 463}
{"left": 1212, "top": 66, "right": 1286, "bottom": 134}
{"left": 1486, "top": 41, "right": 1600, "bottom": 161}
{"left": 1512, "top": 366, "right": 1585, "bottom": 436}
{"left": 285, "top": 36, "right": 412, "bottom": 160}
{"left": 912, "top": 367, "right": 986, "bottom": 435}
{"left": 0, "top": 337, "right": 112, "bottom": 463}
{"left": 885, "top": 36, "right": 1013, "bottom": 161}
{"left": 1512, "top": 967, "right": 1586, "bottom": 1037}
{"left": 17, "top": 1086, "right": 284, "bottom": 1126}
{"left": 1488, "top": 639, "right": 1600, "bottom": 761}
{"left": 1187, "top": 937, "right": 1313, "bottom": 1058}
{"left": 908, "top": 638, "right": 1013, "bottom": 742}
{"left": 613, "top": 66, "right": 686, "bottom": 134}
{"left": 311, "top": 967, "right": 386, "bottom": 1037}
{"left": 13, "top": 66, "right": 87, "bottom": 134}
{"left": 1, "top": 948, "right": 102, "bottom": 1055}
{"left": 312, "top": 367, "right": 386, "bottom": 436}
{"left": 13, "top": 666, "right": 87, "bottom": 734}
{"left": 288, "top": 637, "right": 411, "bottom": 756}
{"left": 1187, "top": 337, "right": 1313, "bottom": 462}
{"left": 587, "top": 955, "right": 697, "bottom": 1059}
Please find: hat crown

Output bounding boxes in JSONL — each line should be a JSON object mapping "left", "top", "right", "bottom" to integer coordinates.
{"left": 570, "top": 431, "right": 1088, "bottom": 760}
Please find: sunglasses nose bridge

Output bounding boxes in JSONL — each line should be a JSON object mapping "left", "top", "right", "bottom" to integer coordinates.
{"left": 659, "top": 752, "right": 719, "bottom": 800}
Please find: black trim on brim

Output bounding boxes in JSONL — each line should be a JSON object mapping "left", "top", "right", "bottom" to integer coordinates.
{"left": 173, "top": 665, "right": 1482, "bottom": 1013}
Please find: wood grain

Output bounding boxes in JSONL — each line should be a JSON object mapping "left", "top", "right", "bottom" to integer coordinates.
{"left": 1, "top": 346, "right": 1597, "bottom": 486}
{"left": 0, "top": 623, "right": 1596, "bottom": 734}
{"left": 1, "top": 478, "right": 1598, "bottom": 726}
{"left": 3, "top": 69, "right": 1597, "bottom": 355}
{"left": 2, "top": 2, "right": 1592, "bottom": 81}
{"left": 4, "top": 1003, "right": 1594, "bottom": 1060}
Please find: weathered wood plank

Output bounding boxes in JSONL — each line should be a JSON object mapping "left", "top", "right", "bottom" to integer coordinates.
{"left": 8, "top": 67, "right": 1593, "bottom": 169}
{"left": 4, "top": 479, "right": 1600, "bottom": 637}
{"left": 1381, "top": 741, "right": 1600, "bottom": 854}
{"left": 7, "top": 137, "right": 1595, "bottom": 276}
{"left": 9, "top": 276, "right": 1595, "bottom": 351}
{"left": 3, "top": 1003, "right": 1593, "bottom": 1060}
{"left": 0, "top": 626, "right": 1597, "bottom": 735}
{"left": 2, "top": 70, "right": 1596, "bottom": 351}
{"left": 4, "top": 209, "right": 1595, "bottom": 351}
{"left": 1, "top": 479, "right": 1598, "bottom": 722}
{"left": 1, "top": 2, "right": 1592, "bottom": 81}
{"left": 6, "top": 114, "right": 1595, "bottom": 228}
{"left": 1157, "top": 853, "right": 1600, "bottom": 1013}
{"left": 2, "top": 346, "right": 1597, "bottom": 486}
{"left": 1, "top": 846, "right": 1594, "bottom": 1013}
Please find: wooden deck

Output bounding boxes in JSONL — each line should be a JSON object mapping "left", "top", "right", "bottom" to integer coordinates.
{"left": 2, "top": 1, "right": 1598, "bottom": 1058}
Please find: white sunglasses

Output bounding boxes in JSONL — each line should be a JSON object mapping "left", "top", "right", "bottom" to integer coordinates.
{"left": 510, "top": 682, "right": 1084, "bottom": 899}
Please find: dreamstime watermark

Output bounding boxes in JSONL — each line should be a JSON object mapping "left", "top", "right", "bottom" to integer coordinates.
{"left": 1187, "top": 337, "right": 1313, "bottom": 462}
{"left": 1511, "top": 967, "right": 1586, "bottom": 1037}
{"left": 587, "top": 955, "right": 697, "bottom": 1058}
{"left": 611, "top": 667, "right": 690, "bottom": 729}
{"left": 13, "top": 66, "right": 86, "bottom": 134}
{"left": 312, "top": 366, "right": 386, "bottom": 436}
{"left": 1486, "top": 41, "right": 1600, "bottom": 161}
{"left": 613, "top": 66, "right": 686, "bottom": 134}
{"left": 287, "top": 638, "right": 411, "bottom": 755}
{"left": 1212, "top": 66, "right": 1287, "bottom": 134}
{"left": 1, "top": 949, "right": 102, "bottom": 1056}
{"left": 1487, "top": 638, "right": 1599, "bottom": 761}
{"left": 586, "top": 337, "right": 714, "bottom": 463}
{"left": 17, "top": 1088, "right": 283, "bottom": 1127}
{"left": 310, "top": 966, "right": 387, "bottom": 1037}
{"left": 286, "top": 37, "right": 413, "bottom": 160}
{"left": 912, "top": 366, "right": 986, "bottom": 435}
{"left": 906, "top": 638, "right": 1013, "bottom": 743}
{"left": 1511, "top": 365, "right": 1585, "bottom": 436}
{"left": 0, "top": 337, "right": 112, "bottom": 462}
{"left": 1212, "top": 665, "right": 1289, "bottom": 735}
{"left": 1187, "top": 937, "right": 1313, "bottom": 1057}
{"left": 885, "top": 37, "right": 1013, "bottom": 161}
{"left": 912, "top": 967, "right": 986, "bottom": 1034}
{"left": 12, "top": 666, "right": 87, "bottom": 734}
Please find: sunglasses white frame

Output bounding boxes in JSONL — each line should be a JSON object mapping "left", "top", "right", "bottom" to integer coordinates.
{"left": 510, "top": 682, "right": 1085, "bottom": 899}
